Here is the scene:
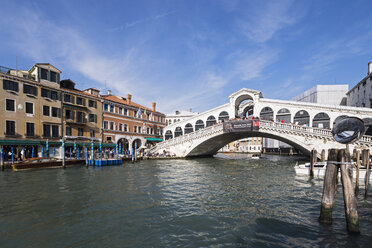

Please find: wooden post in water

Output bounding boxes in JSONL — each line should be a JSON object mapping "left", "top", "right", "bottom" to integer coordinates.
{"left": 310, "top": 149, "right": 316, "bottom": 177}
{"left": 321, "top": 149, "right": 326, "bottom": 162}
{"left": 364, "top": 149, "right": 371, "bottom": 196}
{"left": 319, "top": 149, "right": 338, "bottom": 224}
{"left": 338, "top": 149, "right": 360, "bottom": 234}
{"left": 62, "top": 139, "right": 66, "bottom": 169}
{"left": 356, "top": 150, "right": 360, "bottom": 190}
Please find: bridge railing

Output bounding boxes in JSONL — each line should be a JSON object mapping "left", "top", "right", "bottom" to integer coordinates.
{"left": 259, "top": 120, "right": 333, "bottom": 137}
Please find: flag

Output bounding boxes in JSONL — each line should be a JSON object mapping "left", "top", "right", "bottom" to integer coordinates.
{"left": 138, "top": 108, "right": 142, "bottom": 118}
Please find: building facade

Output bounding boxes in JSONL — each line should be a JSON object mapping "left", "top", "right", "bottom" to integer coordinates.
{"left": 166, "top": 110, "right": 198, "bottom": 126}
{"left": 102, "top": 92, "right": 166, "bottom": 153}
{"left": 292, "top": 84, "right": 348, "bottom": 105}
{"left": 347, "top": 62, "right": 372, "bottom": 108}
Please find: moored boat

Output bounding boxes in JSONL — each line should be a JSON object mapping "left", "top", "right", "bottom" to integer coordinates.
{"left": 294, "top": 161, "right": 372, "bottom": 182}
{"left": 11, "top": 157, "right": 85, "bottom": 171}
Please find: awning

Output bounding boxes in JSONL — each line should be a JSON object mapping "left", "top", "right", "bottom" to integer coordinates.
{"left": 0, "top": 139, "right": 41, "bottom": 145}
{"left": 145, "top": 137, "right": 163, "bottom": 142}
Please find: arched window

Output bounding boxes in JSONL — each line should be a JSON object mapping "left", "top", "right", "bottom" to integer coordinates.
{"left": 174, "top": 127, "right": 183, "bottom": 137}
{"left": 165, "top": 130, "right": 173, "bottom": 140}
{"left": 184, "top": 123, "right": 193, "bottom": 134}
{"left": 313, "top": 112, "right": 330, "bottom": 129}
{"left": 218, "top": 111, "right": 229, "bottom": 122}
{"left": 276, "top": 108, "right": 291, "bottom": 123}
{"left": 206, "top": 116, "right": 216, "bottom": 127}
{"left": 195, "top": 120, "right": 204, "bottom": 131}
{"left": 294, "top": 110, "right": 310, "bottom": 126}
{"left": 260, "top": 107, "right": 274, "bottom": 121}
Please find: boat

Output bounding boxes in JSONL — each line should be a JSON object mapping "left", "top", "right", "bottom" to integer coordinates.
{"left": 251, "top": 154, "right": 260, "bottom": 159}
{"left": 11, "top": 157, "right": 85, "bottom": 171}
{"left": 294, "top": 161, "right": 372, "bottom": 182}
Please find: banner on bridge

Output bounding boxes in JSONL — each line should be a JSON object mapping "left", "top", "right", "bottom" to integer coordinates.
{"left": 223, "top": 119, "right": 259, "bottom": 133}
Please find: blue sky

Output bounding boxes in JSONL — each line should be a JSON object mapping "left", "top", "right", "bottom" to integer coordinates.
{"left": 1, "top": 0, "right": 372, "bottom": 113}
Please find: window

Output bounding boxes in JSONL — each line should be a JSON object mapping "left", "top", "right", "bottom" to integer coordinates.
{"left": 52, "top": 125, "right": 59, "bottom": 137}
{"left": 104, "top": 121, "right": 108, "bottom": 129}
{"left": 43, "top": 106, "right": 50, "bottom": 116}
{"left": 104, "top": 103, "right": 109, "bottom": 111}
{"left": 40, "top": 68, "right": 48, "bottom": 80}
{"left": 66, "top": 126, "right": 72, "bottom": 136}
{"left": 23, "top": 84, "right": 37, "bottom": 96}
{"left": 51, "top": 107, "right": 61, "bottom": 118}
{"left": 65, "top": 109, "right": 74, "bottom": 120}
{"left": 50, "top": 71, "right": 57, "bottom": 82}
{"left": 76, "top": 111, "right": 85, "bottom": 123}
{"left": 138, "top": 126, "right": 142, "bottom": 133}
{"left": 89, "top": 100, "right": 97, "bottom": 108}
{"left": 110, "top": 105, "right": 114, "bottom": 113}
{"left": 119, "top": 107, "right": 123, "bottom": 115}
{"left": 64, "top": 94, "right": 74, "bottom": 103}
{"left": 26, "top": 122, "right": 34, "bottom": 136}
{"left": 90, "top": 129, "right": 95, "bottom": 138}
{"left": 88, "top": 114, "right": 97, "bottom": 123}
{"left": 124, "top": 108, "right": 128, "bottom": 116}
{"left": 119, "top": 123, "right": 123, "bottom": 131}
{"left": 106, "top": 136, "right": 112, "bottom": 142}
{"left": 124, "top": 124, "right": 128, "bottom": 132}
{"left": 25, "top": 102, "right": 33, "bottom": 114}
{"left": 6, "top": 120, "right": 15, "bottom": 135}
{"left": 3, "top": 79, "right": 19, "bottom": 92}
{"left": 6, "top": 99, "right": 15, "bottom": 111}
{"left": 43, "top": 124, "right": 51, "bottom": 137}
{"left": 78, "top": 128, "right": 84, "bottom": 136}
{"left": 110, "top": 122, "right": 114, "bottom": 130}
{"left": 76, "top": 97, "right": 85, "bottom": 106}
{"left": 134, "top": 126, "right": 137, "bottom": 133}
{"left": 134, "top": 110, "right": 137, "bottom": 117}
{"left": 51, "top": 91, "right": 58, "bottom": 100}
{"left": 41, "top": 88, "right": 49, "bottom": 98}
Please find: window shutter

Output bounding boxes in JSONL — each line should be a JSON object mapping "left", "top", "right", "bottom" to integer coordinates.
{"left": 94, "top": 114, "right": 97, "bottom": 123}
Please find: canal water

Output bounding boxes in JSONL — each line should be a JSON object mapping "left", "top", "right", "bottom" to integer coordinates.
{"left": 1, "top": 154, "right": 372, "bottom": 247}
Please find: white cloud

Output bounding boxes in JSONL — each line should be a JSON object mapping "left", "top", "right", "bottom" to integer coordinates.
{"left": 237, "top": 0, "right": 300, "bottom": 43}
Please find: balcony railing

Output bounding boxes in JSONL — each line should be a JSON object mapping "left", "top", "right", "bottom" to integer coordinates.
{"left": 0, "top": 65, "right": 36, "bottom": 80}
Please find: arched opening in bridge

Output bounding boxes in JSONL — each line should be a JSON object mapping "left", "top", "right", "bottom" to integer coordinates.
{"left": 294, "top": 110, "right": 310, "bottom": 126}
{"left": 132, "top": 139, "right": 142, "bottom": 150}
{"left": 195, "top": 120, "right": 205, "bottom": 131}
{"left": 276, "top": 108, "right": 291, "bottom": 123}
{"left": 363, "top": 118, "right": 372, "bottom": 135}
{"left": 184, "top": 123, "right": 193, "bottom": 134}
{"left": 206, "top": 116, "right": 217, "bottom": 127}
{"left": 218, "top": 111, "right": 229, "bottom": 122}
{"left": 235, "top": 95, "right": 254, "bottom": 118}
{"left": 165, "top": 130, "right": 173, "bottom": 140}
{"left": 117, "top": 138, "right": 129, "bottom": 152}
{"left": 260, "top": 107, "right": 274, "bottom": 121}
{"left": 242, "top": 105, "right": 254, "bottom": 118}
{"left": 174, "top": 127, "right": 183, "bottom": 137}
{"left": 313, "top": 112, "right": 330, "bottom": 129}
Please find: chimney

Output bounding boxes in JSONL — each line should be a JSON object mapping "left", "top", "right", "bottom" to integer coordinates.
{"left": 189, "top": 108, "right": 192, "bottom": 112}
{"left": 127, "top": 94, "right": 132, "bottom": 104}
{"left": 368, "top": 62, "right": 372, "bottom": 75}
{"left": 152, "top": 102, "right": 156, "bottom": 112}
{"left": 107, "top": 90, "right": 111, "bottom": 95}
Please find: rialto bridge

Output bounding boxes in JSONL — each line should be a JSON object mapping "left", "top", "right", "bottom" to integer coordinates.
{"left": 150, "top": 88, "right": 372, "bottom": 157}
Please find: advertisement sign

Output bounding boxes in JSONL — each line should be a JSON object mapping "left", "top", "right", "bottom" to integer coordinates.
{"left": 223, "top": 119, "right": 259, "bottom": 133}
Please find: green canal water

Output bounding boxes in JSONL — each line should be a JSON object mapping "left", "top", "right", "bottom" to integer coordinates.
{"left": 1, "top": 154, "right": 372, "bottom": 247}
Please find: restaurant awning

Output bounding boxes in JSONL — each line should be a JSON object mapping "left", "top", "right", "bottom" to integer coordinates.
{"left": 145, "top": 137, "right": 163, "bottom": 142}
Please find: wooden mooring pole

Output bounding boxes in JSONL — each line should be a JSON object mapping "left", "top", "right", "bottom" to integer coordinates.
{"left": 356, "top": 150, "right": 360, "bottom": 190}
{"left": 339, "top": 149, "right": 360, "bottom": 234}
{"left": 321, "top": 149, "right": 326, "bottom": 162}
{"left": 310, "top": 149, "right": 317, "bottom": 177}
{"left": 319, "top": 149, "right": 338, "bottom": 224}
{"left": 319, "top": 149, "right": 360, "bottom": 234}
{"left": 363, "top": 149, "right": 371, "bottom": 196}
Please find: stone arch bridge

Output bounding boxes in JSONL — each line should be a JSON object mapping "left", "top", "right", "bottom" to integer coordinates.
{"left": 152, "top": 88, "right": 372, "bottom": 157}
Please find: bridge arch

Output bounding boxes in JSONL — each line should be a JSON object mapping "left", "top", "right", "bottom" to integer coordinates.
{"left": 174, "top": 127, "right": 183, "bottom": 137}
{"left": 313, "top": 112, "right": 330, "bottom": 129}
{"left": 195, "top": 120, "right": 205, "bottom": 131}
{"left": 260, "top": 107, "right": 274, "bottom": 121}
{"left": 218, "top": 111, "right": 229, "bottom": 122}
{"left": 276, "top": 108, "right": 291, "bottom": 123}
{"left": 165, "top": 130, "right": 173, "bottom": 140}
{"left": 184, "top": 123, "right": 193, "bottom": 134}
{"left": 294, "top": 110, "right": 310, "bottom": 126}
{"left": 206, "top": 116, "right": 217, "bottom": 127}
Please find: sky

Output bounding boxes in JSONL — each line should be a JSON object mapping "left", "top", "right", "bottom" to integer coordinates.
{"left": 1, "top": 0, "right": 372, "bottom": 114}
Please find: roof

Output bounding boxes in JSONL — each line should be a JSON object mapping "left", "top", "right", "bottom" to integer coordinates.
{"left": 29, "top": 63, "right": 62, "bottom": 73}
{"left": 62, "top": 87, "right": 99, "bottom": 98}
{"left": 103, "top": 95, "right": 165, "bottom": 115}
{"left": 84, "top": 87, "right": 100, "bottom": 92}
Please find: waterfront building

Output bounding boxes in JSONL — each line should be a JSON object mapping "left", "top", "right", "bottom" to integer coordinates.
{"left": 59, "top": 79, "right": 103, "bottom": 153}
{"left": 292, "top": 84, "right": 348, "bottom": 105}
{"left": 220, "top": 137, "right": 262, "bottom": 154}
{"left": 166, "top": 109, "right": 198, "bottom": 126}
{"left": 102, "top": 91, "right": 166, "bottom": 152}
{"left": 0, "top": 63, "right": 63, "bottom": 159}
